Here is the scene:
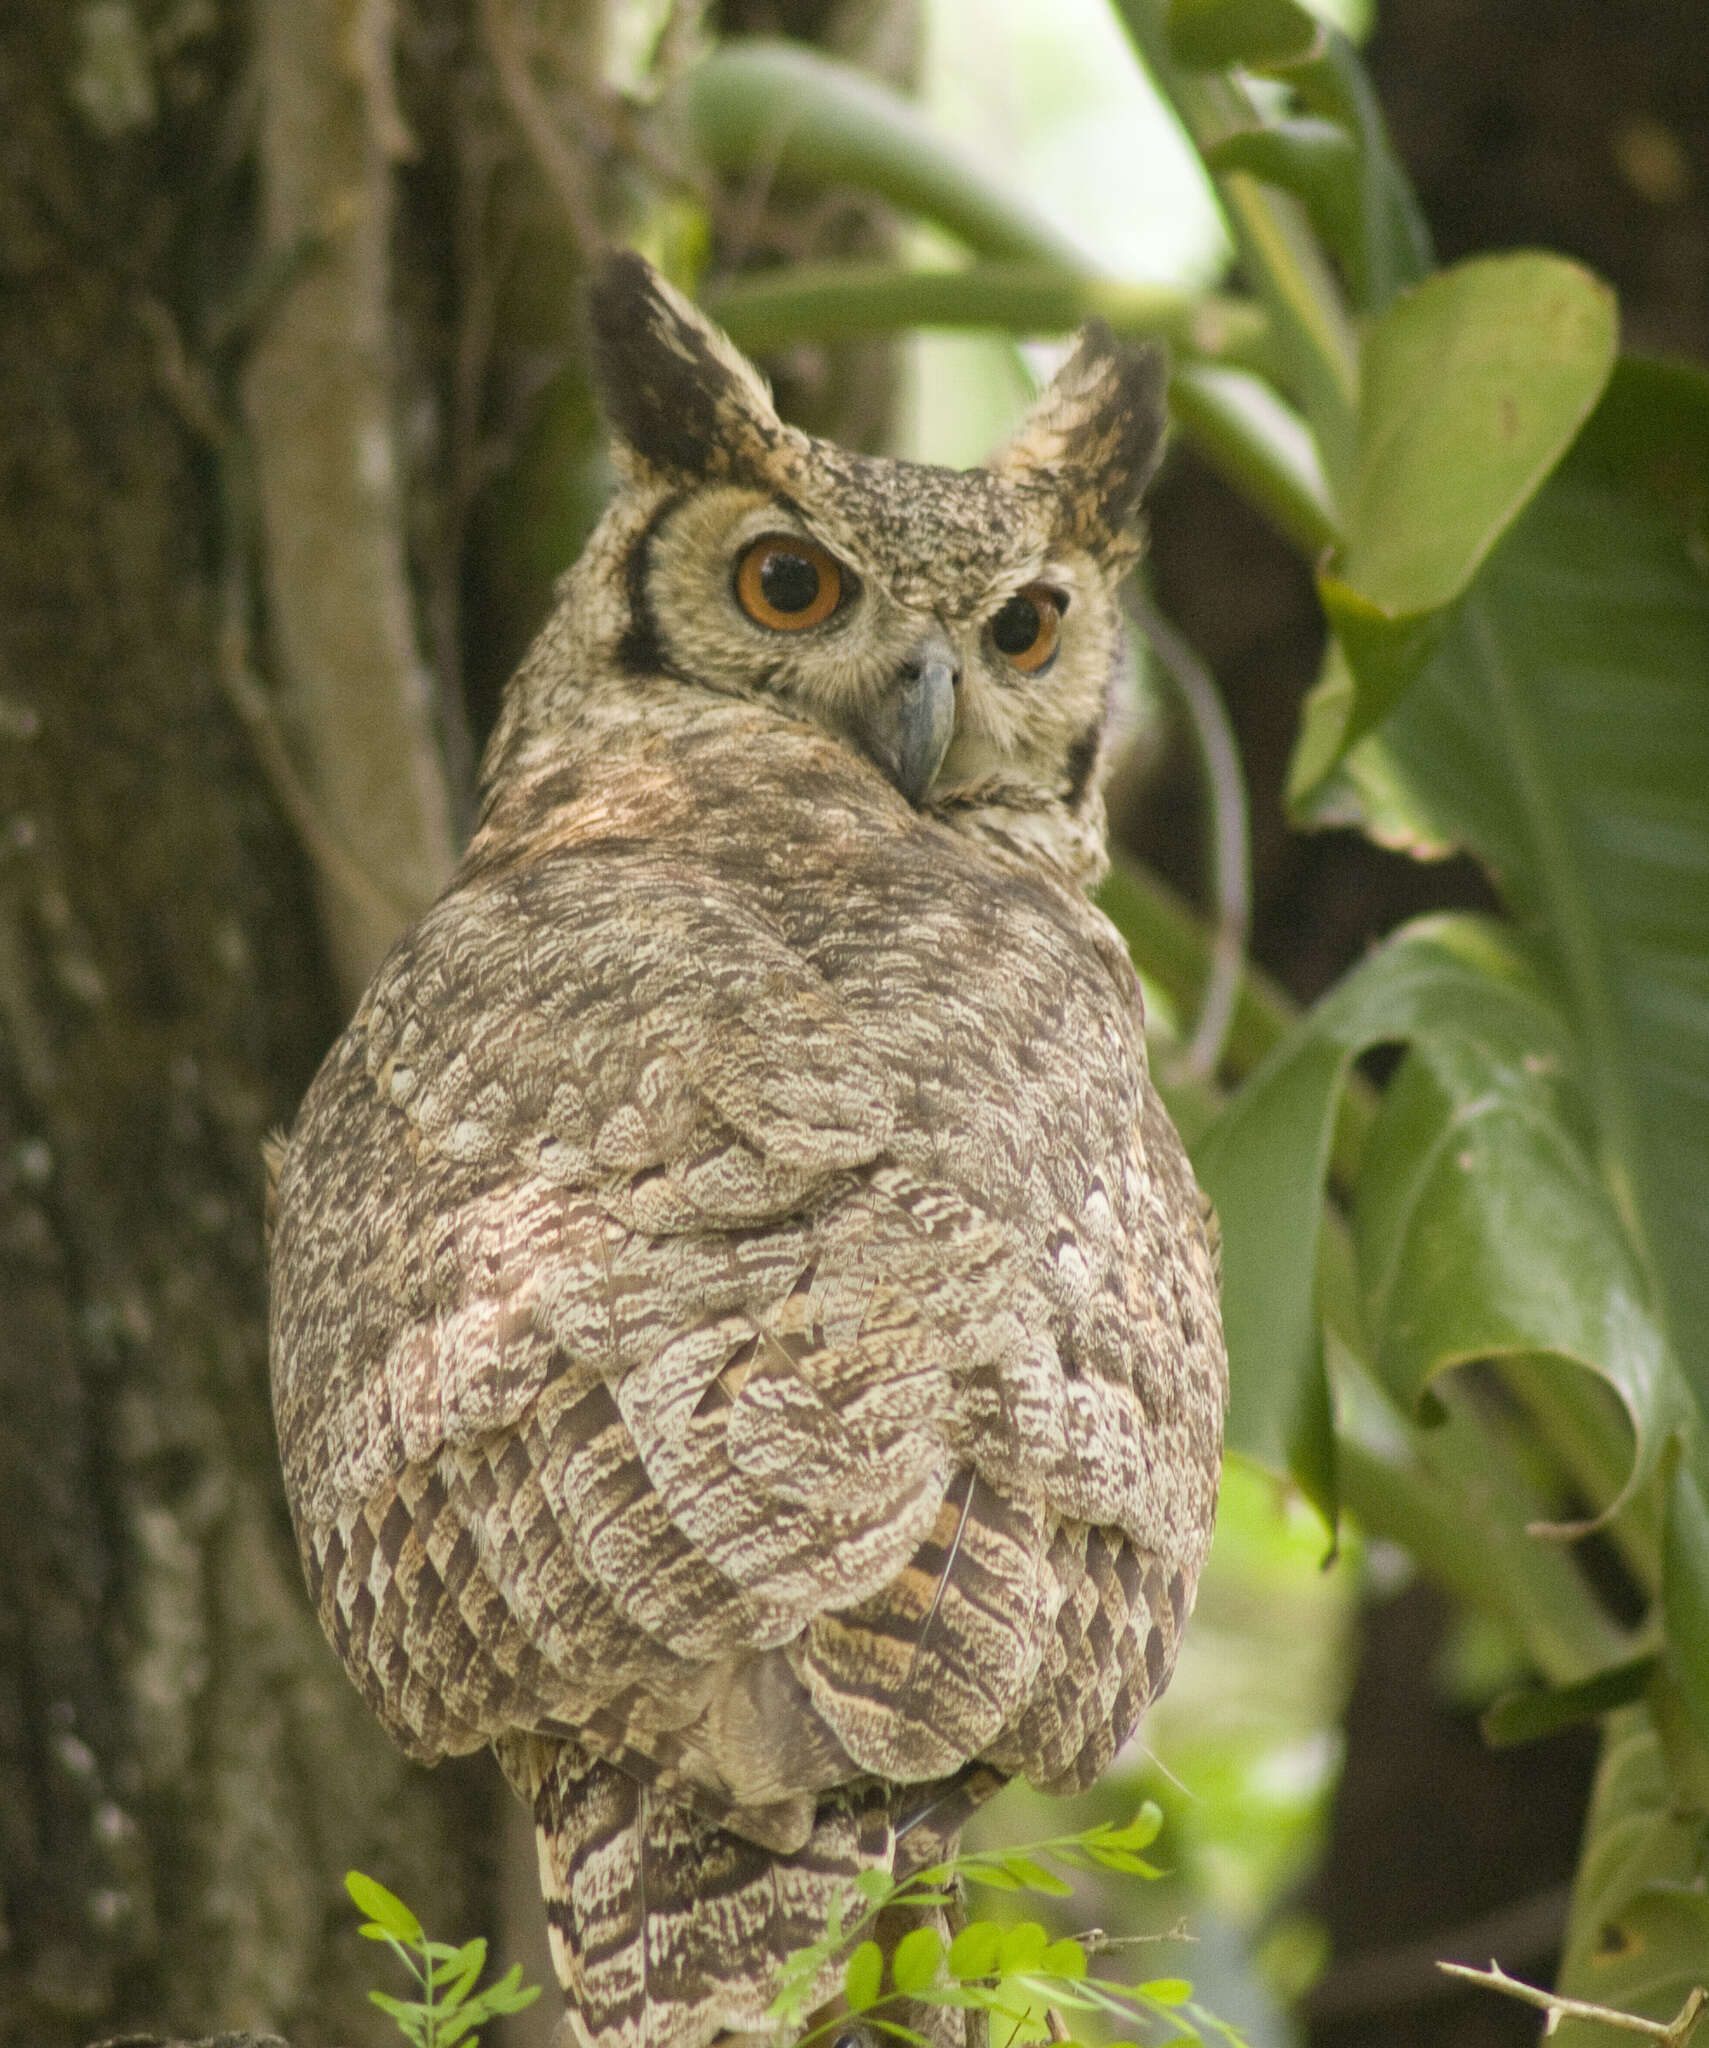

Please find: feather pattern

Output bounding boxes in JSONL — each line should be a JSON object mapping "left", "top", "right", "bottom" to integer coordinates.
{"left": 268, "top": 253, "right": 1224, "bottom": 2048}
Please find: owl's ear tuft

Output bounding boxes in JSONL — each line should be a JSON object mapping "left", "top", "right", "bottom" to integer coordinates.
{"left": 993, "top": 324, "right": 1169, "bottom": 551}
{"left": 588, "top": 250, "right": 782, "bottom": 479}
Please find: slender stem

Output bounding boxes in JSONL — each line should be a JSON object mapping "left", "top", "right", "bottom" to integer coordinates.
{"left": 1108, "top": 0, "right": 1360, "bottom": 503}
{"left": 679, "top": 39, "right": 1336, "bottom": 556}
{"left": 1097, "top": 852, "right": 1288, "bottom": 1079}
{"left": 704, "top": 261, "right": 1274, "bottom": 371}
{"left": 1169, "top": 362, "right": 1338, "bottom": 555}
{"left": 681, "top": 39, "right": 1087, "bottom": 267}
{"left": 1437, "top": 1960, "right": 1706, "bottom": 2044}
{"left": 1126, "top": 597, "right": 1251, "bottom": 1085}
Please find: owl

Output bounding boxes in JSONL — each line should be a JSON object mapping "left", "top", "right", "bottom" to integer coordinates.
{"left": 268, "top": 251, "right": 1226, "bottom": 2048}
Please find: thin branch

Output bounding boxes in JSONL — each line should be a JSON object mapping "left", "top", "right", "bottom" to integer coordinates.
{"left": 1302, "top": 1885, "right": 1570, "bottom": 2022}
{"left": 1077, "top": 1920, "right": 1194, "bottom": 1954}
{"left": 479, "top": 0, "right": 606, "bottom": 255}
{"left": 244, "top": 0, "right": 458, "bottom": 998}
{"left": 1438, "top": 1958, "right": 1707, "bottom": 2043}
{"left": 1128, "top": 598, "right": 1251, "bottom": 1085}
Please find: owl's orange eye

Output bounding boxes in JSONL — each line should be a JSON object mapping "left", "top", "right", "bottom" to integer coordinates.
{"left": 989, "top": 585, "right": 1065, "bottom": 674}
{"left": 734, "top": 535, "right": 845, "bottom": 631}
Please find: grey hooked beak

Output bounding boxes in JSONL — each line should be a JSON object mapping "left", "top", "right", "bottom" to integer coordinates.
{"left": 860, "top": 634, "right": 958, "bottom": 807}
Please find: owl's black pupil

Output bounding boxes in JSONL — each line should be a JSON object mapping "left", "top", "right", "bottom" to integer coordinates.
{"left": 759, "top": 549, "right": 821, "bottom": 614}
{"left": 991, "top": 593, "right": 1042, "bottom": 654}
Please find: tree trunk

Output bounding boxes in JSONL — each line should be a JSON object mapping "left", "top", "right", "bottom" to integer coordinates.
{"left": 0, "top": 6, "right": 489, "bottom": 2043}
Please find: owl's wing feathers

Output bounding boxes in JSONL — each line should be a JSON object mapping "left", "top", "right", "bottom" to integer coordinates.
{"left": 272, "top": 836, "right": 1213, "bottom": 1900}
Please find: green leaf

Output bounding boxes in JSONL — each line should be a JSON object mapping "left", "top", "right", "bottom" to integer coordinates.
{"left": 1165, "top": 0, "right": 1320, "bottom": 71}
{"left": 1310, "top": 254, "right": 1618, "bottom": 761}
{"left": 477, "top": 1965, "right": 541, "bottom": 2016}
{"left": 1482, "top": 1654, "right": 1659, "bottom": 1747}
{"left": 1198, "top": 914, "right": 1695, "bottom": 1533}
{"left": 1103, "top": 1803, "right": 1165, "bottom": 1851}
{"left": 1193, "top": 1030, "right": 1344, "bottom": 1519}
{"left": 1282, "top": 31, "right": 1434, "bottom": 314}
{"left": 346, "top": 1870, "right": 424, "bottom": 1946}
{"left": 947, "top": 1921, "right": 1004, "bottom": 1979}
{"left": 1040, "top": 1938, "right": 1089, "bottom": 1980}
{"left": 892, "top": 1927, "right": 944, "bottom": 1995}
{"left": 852, "top": 1869, "right": 896, "bottom": 1906}
{"left": 1302, "top": 359, "right": 1709, "bottom": 1421}
{"left": 1552, "top": 1706, "right": 1709, "bottom": 2045}
{"left": 844, "top": 1940, "right": 884, "bottom": 2013}
{"left": 1354, "top": 1031, "right": 1686, "bottom": 1521}
{"left": 1206, "top": 120, "right": 1361, "bottom": 292}
{"left": 997, "top": 1922, "right": 1051, "bottom": 1973}
{"left": 368, "top": 1987, "right": 429, "bottom": 2045}
{"left": 1083, "top": 1847, "right": 1162, "bottom": 1878}
{"left": 1662, "top": 1461, "right": 1709, "bottom": 1748}
{"left": 997, "top": 1855, "right": 1073, "bottom": 1897}
{"left": 1136, "top": 1976, "right": 1195, "bottom": 2005}
{"left": 432, "top": 1936, "right": 486, "bottom": 2006}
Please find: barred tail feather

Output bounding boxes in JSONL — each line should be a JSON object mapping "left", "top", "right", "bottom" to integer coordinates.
{"left": 498, "top": 1733, "right": 940, "bottom": 2048}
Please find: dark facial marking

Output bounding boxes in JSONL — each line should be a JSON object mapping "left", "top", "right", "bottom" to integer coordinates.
{"left": 1062, "top": 717, "right": 1102, "bottom": 810}
{"left": 617, "top": 491, "right": 685, "bottom": 676}
{"left": 589, "top": 250, "right": 762, "bottom": 478}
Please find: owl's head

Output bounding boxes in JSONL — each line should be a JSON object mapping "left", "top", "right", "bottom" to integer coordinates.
{"left": 495, "top": 251, "right": 1167, "bottom": 885}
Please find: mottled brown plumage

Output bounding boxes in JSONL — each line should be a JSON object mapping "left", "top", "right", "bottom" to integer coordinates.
{"left": 268, "top": 252, "right": 1225, "bottom": 2048}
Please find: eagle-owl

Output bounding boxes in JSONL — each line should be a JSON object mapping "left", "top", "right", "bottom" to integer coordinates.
{"left": 269, "top": 251, "right": 1226, "bottom": 2048}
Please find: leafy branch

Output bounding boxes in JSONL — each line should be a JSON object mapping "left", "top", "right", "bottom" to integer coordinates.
{"left": 769, "top": 1807, "right": 1248, "bottom": 2048}
{"left": 345, "top": 1869, "right": 542, "bottom": 2048}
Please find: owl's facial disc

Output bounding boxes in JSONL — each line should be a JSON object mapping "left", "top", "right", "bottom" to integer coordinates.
{"left": 731, "top": 529, "right": 957, "bottom": 805}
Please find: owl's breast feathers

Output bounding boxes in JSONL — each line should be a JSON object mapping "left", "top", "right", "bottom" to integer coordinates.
{"left": 269, "top": 695, "right": 1224, "bottom": 1858}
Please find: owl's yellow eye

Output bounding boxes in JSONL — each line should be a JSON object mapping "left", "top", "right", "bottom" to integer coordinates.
{"left": 735, "top": 535, "right": 845, "bottom": 631}
{"left": 989, "top": 585, "right": 1065, "bottom": 674}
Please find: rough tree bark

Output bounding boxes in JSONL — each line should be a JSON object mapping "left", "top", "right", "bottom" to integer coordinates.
{"left": 0, "top": 5, "right": 490, "bottom": 2044}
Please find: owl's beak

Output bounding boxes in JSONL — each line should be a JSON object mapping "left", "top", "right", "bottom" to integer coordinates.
{"left": 863, "top": 635, "right": 958, "bottom": 807}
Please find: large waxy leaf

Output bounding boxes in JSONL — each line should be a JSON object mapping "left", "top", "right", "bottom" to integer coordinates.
{"left": 1195, "top": 916, "right": 1690, "bottom": 1537}
{"left": 1354, "top": 1035, "right": 1691, "bottom": 1518}
{"left": 1300, "top": 253, "right": 1618, "bottom": 771}
{"left": 1298, "top": 360, "right": 1709, "bottom": 1417}
{"left": 1289, "top": 356, "right": 1709, "bottom": 1726}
